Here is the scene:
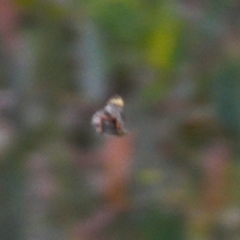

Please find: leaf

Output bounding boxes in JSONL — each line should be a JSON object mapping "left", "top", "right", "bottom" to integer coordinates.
{"left": 147, "top": 9, "right": 182, "bottom": 70}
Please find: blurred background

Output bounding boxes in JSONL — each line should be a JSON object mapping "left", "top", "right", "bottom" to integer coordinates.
{"left": 1, "top": 0, "right": 240, "bottom": 239}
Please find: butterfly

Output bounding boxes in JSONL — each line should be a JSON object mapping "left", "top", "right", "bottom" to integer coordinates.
{"left": 91, "top": 95, "right": 128, "bottom": 136}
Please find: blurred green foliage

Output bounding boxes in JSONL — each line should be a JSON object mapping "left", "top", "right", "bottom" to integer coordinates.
{"left": 1, "top": 0, "right": 240, "bottom": 240}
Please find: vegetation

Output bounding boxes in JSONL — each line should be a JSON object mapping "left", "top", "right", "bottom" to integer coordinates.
{"left": 0, "top": 0, "right": 240, "bottom": 239}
